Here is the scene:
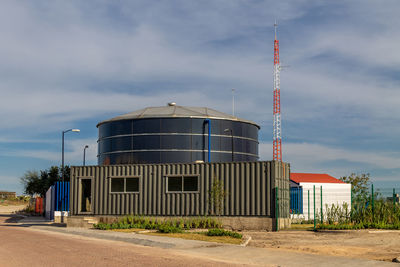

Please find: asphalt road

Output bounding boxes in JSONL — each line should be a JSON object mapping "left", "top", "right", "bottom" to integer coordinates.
{"left": 0, "top": 214, "right": 245, "bottom": 267}
{"left": 0, "top": 210, "right": 397, "bottom": 267}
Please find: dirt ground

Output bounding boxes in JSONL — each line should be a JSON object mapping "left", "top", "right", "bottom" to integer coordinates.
{"left": 245, "top": 229, "right": 400, "bottom": 262}
{"left": 2, "top": 203, "right": 399, "bottom": 264}
{"left": 0, "top": 204, "right": 27, "bottom": 214}
{"left": 0, "top": 208, "right": 247, "bottom": 267}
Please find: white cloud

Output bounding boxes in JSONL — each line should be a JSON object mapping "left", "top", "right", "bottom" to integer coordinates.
{"left": 261, "top": 142, "right": 400, "bottom": 169}
{"left": 0, "top": 0, "right": 398, "bottom": 138}
{"left": 2, "top": 138, "right": 98, "bottom": 165}
{"left": 1, "top": 1, "right": 400, "bottom": 191}
{"left": 259, "top": 142, "right": 400, "bottom": 182}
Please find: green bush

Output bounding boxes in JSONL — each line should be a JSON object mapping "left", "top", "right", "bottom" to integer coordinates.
{"left": 93, "top": 215, "right": 223, "bottom": 232}
{"left": 158, "top": 224, "right": 183, "bottom": 233}
{"left": 317, "top": 222, "right": 400, "bottom": 230}
{"left": 312, "top": 189, "right": 400, "bottom": 230}
{"left": 206, "top": 228, "right": 242, "bottom": 239}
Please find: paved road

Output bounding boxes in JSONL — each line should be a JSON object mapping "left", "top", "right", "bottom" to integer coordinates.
{"left": 0, "top": 212, "right": 397, "bottom": 267}
{"left": 0, "top": 214, "right": 247, "bottom": 267}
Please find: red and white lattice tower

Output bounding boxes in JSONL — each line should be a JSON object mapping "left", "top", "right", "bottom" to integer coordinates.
{"left": 273, "top": 22, "right": 282, "bottom": 161}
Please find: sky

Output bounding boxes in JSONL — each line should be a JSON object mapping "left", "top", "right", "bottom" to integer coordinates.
{"left": 0, "top": 1, "right": 399, "bottom": 194}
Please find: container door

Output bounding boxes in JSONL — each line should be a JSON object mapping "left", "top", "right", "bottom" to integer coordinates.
{"left": 80, "top": 178, "right": 93, "bottom": 213}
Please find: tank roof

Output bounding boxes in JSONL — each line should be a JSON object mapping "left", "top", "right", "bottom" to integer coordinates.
{"left": 97, "top": 104, "right": 260, "bottom": 128}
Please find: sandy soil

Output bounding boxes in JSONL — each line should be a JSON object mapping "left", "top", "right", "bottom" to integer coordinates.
{"left": 245, "top": 230, "right": 400, "bottom": 262}
{"left": 0, "top": 204, "right": 27, "bottom": 214}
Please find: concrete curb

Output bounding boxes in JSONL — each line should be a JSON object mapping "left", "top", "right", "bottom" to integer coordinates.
{"left": 240, "top": 235, "right": 251, "bottom": 247}
{"left": 136, "top": 230, "right": 157, "bottom": 234}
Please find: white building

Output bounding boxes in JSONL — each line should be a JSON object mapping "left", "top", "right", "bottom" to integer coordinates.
{"left": 290, "top": 173, "right": 351, "bottom": 221}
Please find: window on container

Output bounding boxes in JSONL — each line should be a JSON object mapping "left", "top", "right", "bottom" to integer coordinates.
{"left": 111, "top": 178, "right": 124, "bottom": 192}
{"left": 126, "top": 178, "right": 139, "bottom": 192}
{"left": 167, "top": 176, "right": 199, "bottom": 192}
{"left": 167, "top": 177, "right": 182, "bottom": 192}
{"left": 183, "top": 176, "right": 198, "bottom": 191}
{"left": 111, "top": 177, "right": 139, "bottom": 193}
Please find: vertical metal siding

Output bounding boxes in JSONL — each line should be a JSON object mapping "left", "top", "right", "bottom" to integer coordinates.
{"left": 70, "top": 161, "right": 290, "bottom": 218}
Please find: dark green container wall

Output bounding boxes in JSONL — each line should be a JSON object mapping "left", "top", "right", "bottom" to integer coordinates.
{"left": 272, "top": 161, "right": 291, "bottom": 219}
{"left": 97, "top": 118, "right": 259, "bottom": 165}
{"left": 70, "top": 161, "right": 290, "bottom": 218}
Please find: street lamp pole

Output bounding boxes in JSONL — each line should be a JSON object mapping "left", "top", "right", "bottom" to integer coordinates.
{"left": 83, "top": 145, "right": 89, "bottom": 166}
{"left": 224, "top": 128, "right": 234, "bottom": 161}
{"left": 62, "top": 129, "right": 80, "bottom": 183}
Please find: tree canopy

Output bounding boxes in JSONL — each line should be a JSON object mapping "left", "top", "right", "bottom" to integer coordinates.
{"left": 340, "top": 173, "right": 370, "bottom": 200}
{"left": 20, "top": 166, "right": 70, "bottom": 196}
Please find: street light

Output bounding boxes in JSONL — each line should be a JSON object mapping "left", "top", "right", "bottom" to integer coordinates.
{"left": 62, "top": 129, "right": 80, "bottom": 183}
{"left": 83, "top": 145, "right": 89, "bottom": 166}
{"left": 224, "top": 128, "right": 234, "bottom": 161}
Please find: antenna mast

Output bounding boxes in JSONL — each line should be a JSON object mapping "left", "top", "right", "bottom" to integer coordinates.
{"left": 273, "top": 21, "right": 282, "bottom": 161}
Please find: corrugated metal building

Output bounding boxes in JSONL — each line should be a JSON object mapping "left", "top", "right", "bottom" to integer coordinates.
{"left": 70, "top": 161, "right": 290, "bottom": 229}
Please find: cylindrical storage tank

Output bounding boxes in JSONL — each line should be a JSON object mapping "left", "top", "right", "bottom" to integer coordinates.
{"left": 97, "top": 103, "right": 260, "bottom": 165}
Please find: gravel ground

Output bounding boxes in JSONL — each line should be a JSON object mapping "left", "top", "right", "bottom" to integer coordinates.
{"left": 245, "top": 229, "right": 400, "bottom": 262}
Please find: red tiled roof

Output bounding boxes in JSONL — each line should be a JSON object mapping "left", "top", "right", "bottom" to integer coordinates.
{"left": 290, "top": 173, "right": 346, "bottom": 184}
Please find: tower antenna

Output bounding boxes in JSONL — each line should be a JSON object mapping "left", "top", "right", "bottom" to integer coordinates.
{"left": 273, "top": 21, "right": 282, "bottom": 161}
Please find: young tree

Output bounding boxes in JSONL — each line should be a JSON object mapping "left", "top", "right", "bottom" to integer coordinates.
{"left": 209, "top": 176, "right": 228, "bottom": 216}
{"left": 340, "top": 173, "right": 370, "bottom": 200}
{"left": 20, "top": 166, "right": 69, "bottom": 196}
{"left": 61, "top": 165, "right": 71, "bottom": 182}
{"left": 20, "top": 170, "right": 41, "bottom": 196}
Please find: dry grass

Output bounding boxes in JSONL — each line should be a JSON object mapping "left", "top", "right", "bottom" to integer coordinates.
{"left": 289, "top": 224, "right": 314, "bottom": 230}
{"left": 0, "top": 199, "right": 28, "bottom": 206}
{"left": 110, "top": 228, "right": 146, "bottom": 233}
{"left": 145, "top": 232, "right": 243, "bottom": 245}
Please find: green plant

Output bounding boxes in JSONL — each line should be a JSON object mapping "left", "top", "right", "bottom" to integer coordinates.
{"left": 209, "top": 174, "right": 228, "bottom": 216}
{"left": 93, "top": 215, "right": 223, "bottom": 232}
{"left": 206, "top": 229, "right": 242, "bottom": 239}
{"left": 158, "top": 224, "right": 183, "bottom": 233}
{"left": 340, "top": 173, "right": 370, "bottom": 202}
{"left": 324, "top": 203, "right": 351, "bottom": 225}
{"left": 316, "top": 187, "right": 400, "bottom": 230}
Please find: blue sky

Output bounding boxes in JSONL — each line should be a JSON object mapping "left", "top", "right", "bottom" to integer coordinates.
{"left": 1, "top": 1, "right": 399, "bottom": 194}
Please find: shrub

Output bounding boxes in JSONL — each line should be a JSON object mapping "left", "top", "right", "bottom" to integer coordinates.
{"left": 93, "top": 215, "right": 223, "bottom": 232}
{"left": 158, "top": 224, "right": 183, "bottom": 233}
{"left": 206, "top": 229, "right": 242, "bottom": 239}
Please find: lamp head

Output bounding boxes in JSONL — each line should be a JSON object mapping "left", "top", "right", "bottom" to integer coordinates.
{"left": 85, "top": 145, "right": 89, "bottom": 149}
{"left": 72, "top": 129, "right": 80, "bottom": 132}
